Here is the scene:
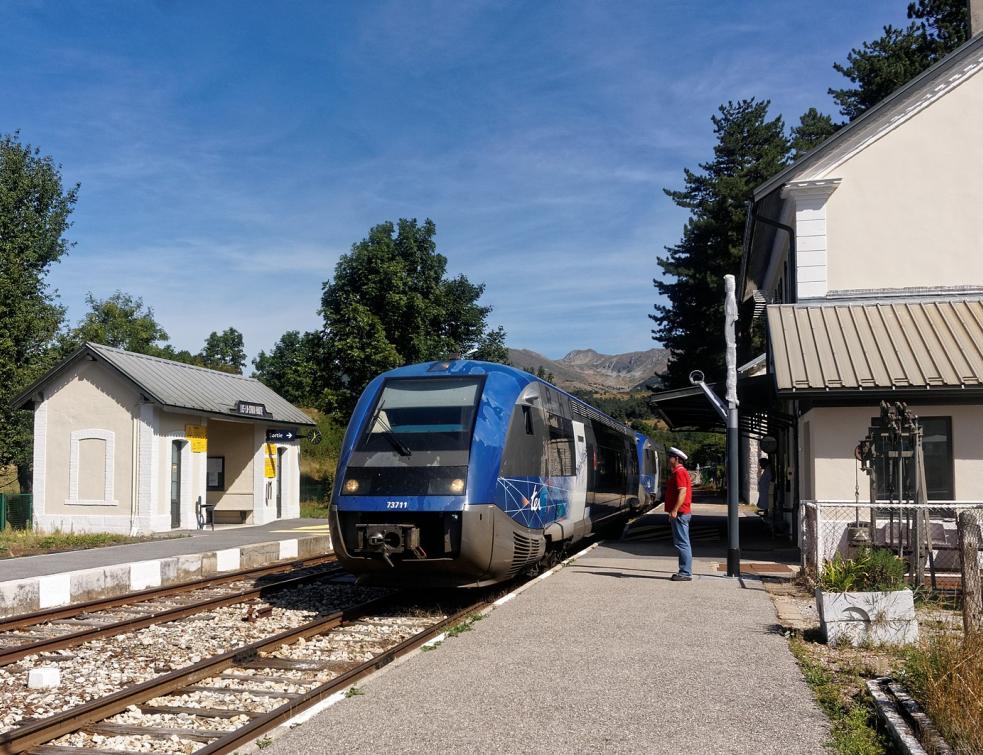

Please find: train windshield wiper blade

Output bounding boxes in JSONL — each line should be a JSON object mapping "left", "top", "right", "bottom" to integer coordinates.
{"left": 370, "top": 403, "right": 412, "bottom": 457}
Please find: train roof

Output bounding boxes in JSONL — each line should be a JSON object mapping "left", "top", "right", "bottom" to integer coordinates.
{"left": 378, "top": 359, "right": 638, "bottom": 437}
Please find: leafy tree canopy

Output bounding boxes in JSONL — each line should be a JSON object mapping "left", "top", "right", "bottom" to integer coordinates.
{"left": 319, "top": 218, "right": 507, "bottom": 415}
{"left": 652, "top": 100, "right": 789, "bottom": 387}
{"left": 829, "top": 0, "right": 969, "bottom": 120}
{"left": 253, "top": 330, "right": 323, "bottom": 405}
{"left": 0, "top": 133, "right": 77, "bottom": 488}
{"left": 199, "top": 327, "right": 246, "bottom": 374}
{"left": 69, "top": 291, "right": 169, "bottom": 354}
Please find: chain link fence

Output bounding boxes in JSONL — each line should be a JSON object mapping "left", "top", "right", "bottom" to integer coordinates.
{"left": 800, "top": 500, "right": 983, "bottom": 590}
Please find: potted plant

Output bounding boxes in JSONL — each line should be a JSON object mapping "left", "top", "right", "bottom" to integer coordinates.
{"left": 816, "top": 547, "right": 918, "bottom": 646}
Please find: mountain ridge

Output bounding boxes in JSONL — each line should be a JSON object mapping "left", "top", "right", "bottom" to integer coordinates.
{"left": 507, "top": 347, "right": 667, "bottom": 393}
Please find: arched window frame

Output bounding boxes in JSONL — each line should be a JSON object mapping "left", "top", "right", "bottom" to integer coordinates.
{"left": 68, "top": 428, "right": 117, "bottom": 506}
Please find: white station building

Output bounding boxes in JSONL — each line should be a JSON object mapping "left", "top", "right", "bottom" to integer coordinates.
{"left": 14, "top": 342, "right": 316, "bottom": 534}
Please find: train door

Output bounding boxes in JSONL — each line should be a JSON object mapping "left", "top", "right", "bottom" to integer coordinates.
{"left": 568, "top": 420, "right": 588, "bottom": 523}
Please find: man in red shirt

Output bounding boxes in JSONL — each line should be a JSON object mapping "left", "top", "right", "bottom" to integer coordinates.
{"left": 664, "top": 447, "right": 693, "bottom": 581}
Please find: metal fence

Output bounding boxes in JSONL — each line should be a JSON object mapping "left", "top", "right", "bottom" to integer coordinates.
{"left": 0, "top": 493, "right": 33, "bottom": 530}
{"left": 800, "top": 500, "right": 983, "bottom": 588}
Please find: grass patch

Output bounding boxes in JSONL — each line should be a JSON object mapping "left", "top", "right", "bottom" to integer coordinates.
{"left": 901, "top": 629, "right": 983, "bottom": 753}
{"left": 447, "top": 613, "right": 484, "bottom": 637}
{"left": 789, "top": 636, "right": 889, "bottom": 754}
{"left": 345, "top": 686, "right": 365, "bottom": 698}
{"left": 0, "top": 527, "right": 183, "bottom": 559}
{"left": 299, "top": 501, "right": 330, "bottom": 519}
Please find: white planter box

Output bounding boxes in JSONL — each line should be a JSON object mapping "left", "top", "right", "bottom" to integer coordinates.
{"left": 816, "top": 588, "right": 918, "bottom": 646}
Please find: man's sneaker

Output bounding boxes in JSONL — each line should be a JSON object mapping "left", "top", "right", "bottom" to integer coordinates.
{"left": 670, "top": 573, "right": 692, "bottom": 581}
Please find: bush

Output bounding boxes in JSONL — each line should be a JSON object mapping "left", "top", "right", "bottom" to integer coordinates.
{"left": 818, "top": 547, "right": 907, "bottom": 592}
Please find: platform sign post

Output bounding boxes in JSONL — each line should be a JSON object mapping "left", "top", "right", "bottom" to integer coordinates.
{"left": 724, "top": 274, "right": 741, "bottom": 578}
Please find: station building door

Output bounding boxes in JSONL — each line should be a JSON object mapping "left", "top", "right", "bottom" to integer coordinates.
{"left": 170, "top": 440, "right": 184, "bottom": 529}
{"left": 276, "top": 447, "right": 286, "bottom": 518}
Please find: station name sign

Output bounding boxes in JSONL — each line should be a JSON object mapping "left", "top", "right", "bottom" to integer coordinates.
{"left": 234, "top": 400, "right": 271, "bottom": 418}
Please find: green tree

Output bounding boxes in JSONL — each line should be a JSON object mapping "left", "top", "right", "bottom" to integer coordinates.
{"left": 790, "top": 108, "right": 838, "bottom": 161}
{"left": 253, "top": 330, "right": 323, "bottom": 405}
{"left": 68, "top": 291, "right": 170, "bottom": 353}
{"left": 0, "top": 133, "right": 78, "bottom": 490}
{"left": 319, "top": 218, "right": 507, "bottom": 415}
{"left": 199, "top": 327, "right": 246, "bottom": 373}
{"left": 829, "top": 0, "right": 969, "bottom": 120}
{"left": 652, "top": 100, "right": 789, "bottom": 387}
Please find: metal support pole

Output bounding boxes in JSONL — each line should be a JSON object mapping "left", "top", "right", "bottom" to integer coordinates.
{"left": 724, "top": 274, "right": 741, "bottom": 577}
{"left": 727, "top": 404, "right": 740, "bottom": 576}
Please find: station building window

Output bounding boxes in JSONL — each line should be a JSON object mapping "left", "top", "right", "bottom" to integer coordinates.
{"left": 871, "top": 415, "right": 953, "bottom": 501}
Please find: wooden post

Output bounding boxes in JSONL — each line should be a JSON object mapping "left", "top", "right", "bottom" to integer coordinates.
{"left": 958, "top": 510, "right": 983, "bottom": 635}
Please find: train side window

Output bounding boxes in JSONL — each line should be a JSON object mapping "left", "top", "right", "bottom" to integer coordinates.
{"left": 546, "top": 414, "right": 575, "bottom": 476}
{"left": 501, "top": 404, "right": 546, "bottom": 478}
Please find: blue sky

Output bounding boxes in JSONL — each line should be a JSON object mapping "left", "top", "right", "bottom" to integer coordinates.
{"left": 3, "top": 1, "right": 908, "bottom": 363}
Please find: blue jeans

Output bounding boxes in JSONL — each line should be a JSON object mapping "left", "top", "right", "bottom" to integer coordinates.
{"left": 670, "top": 513, "right": 693, "bottom": 576}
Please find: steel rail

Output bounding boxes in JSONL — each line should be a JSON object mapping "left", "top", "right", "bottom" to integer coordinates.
{"left": 0, "top": 553, "right": 337, "bottom": 633}
{"left": 196, "top": 599, "right": 488, "bottom": 754}
{"left": 0, "top": 595, "right": 393, "bottom": 755}
{"left": 0, "top": 562, "right": 345, "bottom": 667}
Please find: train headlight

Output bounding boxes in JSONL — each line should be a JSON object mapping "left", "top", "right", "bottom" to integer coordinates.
{"left": 343, "top": 478, "right": 360, "bottom": 494}
{"left": 448, "top": 478, "right": 465, "bottom": 494}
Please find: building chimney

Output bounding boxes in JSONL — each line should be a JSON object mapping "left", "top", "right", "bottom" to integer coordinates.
{"left": 972, "top": 0, "right": 983, "bottom": 37}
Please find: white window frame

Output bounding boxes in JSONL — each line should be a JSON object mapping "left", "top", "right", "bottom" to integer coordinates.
{"left": 68, "top": 428, "right": 117, "bottom": 506}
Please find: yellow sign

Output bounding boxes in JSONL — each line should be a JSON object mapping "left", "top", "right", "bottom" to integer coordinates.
{"left": 186, "top": 425, "right": 207, "bottom": 453}
{"left": 264, "top": 443, "right": 277, "bottom": 478}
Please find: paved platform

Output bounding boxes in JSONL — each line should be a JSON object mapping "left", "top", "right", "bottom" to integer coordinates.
{"left": 267, "top": 510, "right": 828, "bottom": 754}
{"left": 0, "top": 519, "right": 330, "bottom": 581}
{"left": 0, "top": 519, "right": 331, "bottom": 618}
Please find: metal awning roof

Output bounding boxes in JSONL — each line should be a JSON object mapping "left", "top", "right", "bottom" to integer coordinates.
{"left": 767, "top": 299, "right": 983, "bottom": 395}
{"left": 649, "top": 375, "right": 791, "bottom": 435}
{"left": 14, "top": 342, "right": 315, "bottom": 426}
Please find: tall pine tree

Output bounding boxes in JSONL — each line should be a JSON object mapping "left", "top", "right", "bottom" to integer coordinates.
{"left": 651, "top": 100, "right": 789, "bottom": 387}
{"left": 790, "top": 108, "right": 838, "bottom": 161}
{"left": 829, "top": 0, "right": 969, "bottom": 121}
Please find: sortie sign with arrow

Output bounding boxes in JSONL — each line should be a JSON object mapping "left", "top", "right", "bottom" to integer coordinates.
{"left": 266, "top": 427, "right": 300, "bottom": 442}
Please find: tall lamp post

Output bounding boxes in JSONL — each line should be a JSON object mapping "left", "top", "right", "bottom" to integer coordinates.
{"left": 688, "top": 274, "right": 741, "bottom": 577}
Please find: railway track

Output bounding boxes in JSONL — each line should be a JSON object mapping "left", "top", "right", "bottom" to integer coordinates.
{"left": 0, "top": 594, "right": 485, "bottom": 755}
{"left": 0, "top": 556, "right": 341, "bottom": 668}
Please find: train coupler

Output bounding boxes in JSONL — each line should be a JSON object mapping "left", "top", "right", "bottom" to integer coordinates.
{"left": 356, "top": 523, "right": 426, "bottom": 566}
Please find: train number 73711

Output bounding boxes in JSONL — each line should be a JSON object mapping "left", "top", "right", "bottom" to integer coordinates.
{"left": 386, "top": 501, "right": 409, "bottom": 509}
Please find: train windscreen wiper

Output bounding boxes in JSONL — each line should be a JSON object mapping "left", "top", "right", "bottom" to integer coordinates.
{"left": 369, "top": 402, "right": 412, "bottom": 457}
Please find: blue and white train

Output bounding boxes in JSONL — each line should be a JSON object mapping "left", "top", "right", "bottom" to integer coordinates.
{"left": 329, "top": 360, "right": 662, "bottom": 588}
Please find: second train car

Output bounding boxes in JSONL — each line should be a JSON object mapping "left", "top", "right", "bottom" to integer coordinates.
{"left": 329, "top": 359, "right": 663, "bottom": 587}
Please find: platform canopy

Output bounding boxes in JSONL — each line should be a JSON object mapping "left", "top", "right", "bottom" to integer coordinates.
{"left": 767, "top": 298, "right": 983, "bottom": 397}
{"left": 648, "top": 374, "right": 791, "bottom": 437}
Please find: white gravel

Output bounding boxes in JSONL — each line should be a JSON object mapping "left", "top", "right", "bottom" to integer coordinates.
{"left": 0, "top": 581, "right": 384, "bottom": 733}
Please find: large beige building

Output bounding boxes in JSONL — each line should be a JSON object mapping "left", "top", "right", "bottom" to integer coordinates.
{"left": 14, "top": 343, "right": 315, "bottom": 534}
{"left": 740, "top": 31, "right": 983, "bottom": 533}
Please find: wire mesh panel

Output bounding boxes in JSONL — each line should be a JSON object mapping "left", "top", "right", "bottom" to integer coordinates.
{"left": 0, "top": 493, "right": 32, "bottom": 529}
{"left": 802, "top": 500, "right": 983, "bottom": 587}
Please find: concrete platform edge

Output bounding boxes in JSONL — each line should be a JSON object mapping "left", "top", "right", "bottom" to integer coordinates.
{"left": 0, "top": 534, "right": 332, "bottom": 618}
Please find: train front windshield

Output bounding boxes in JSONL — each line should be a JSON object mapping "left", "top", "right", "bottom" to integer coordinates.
{"left": 341, "top": 376, "right": 484, "bottom": 496}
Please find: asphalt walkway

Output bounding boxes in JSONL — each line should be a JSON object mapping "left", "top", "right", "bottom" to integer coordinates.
{"left": 0, "top": 519, "right": 329, "bottom": 580}
{"left": 267, "top": 510, "right": 828, "bottom": 754}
